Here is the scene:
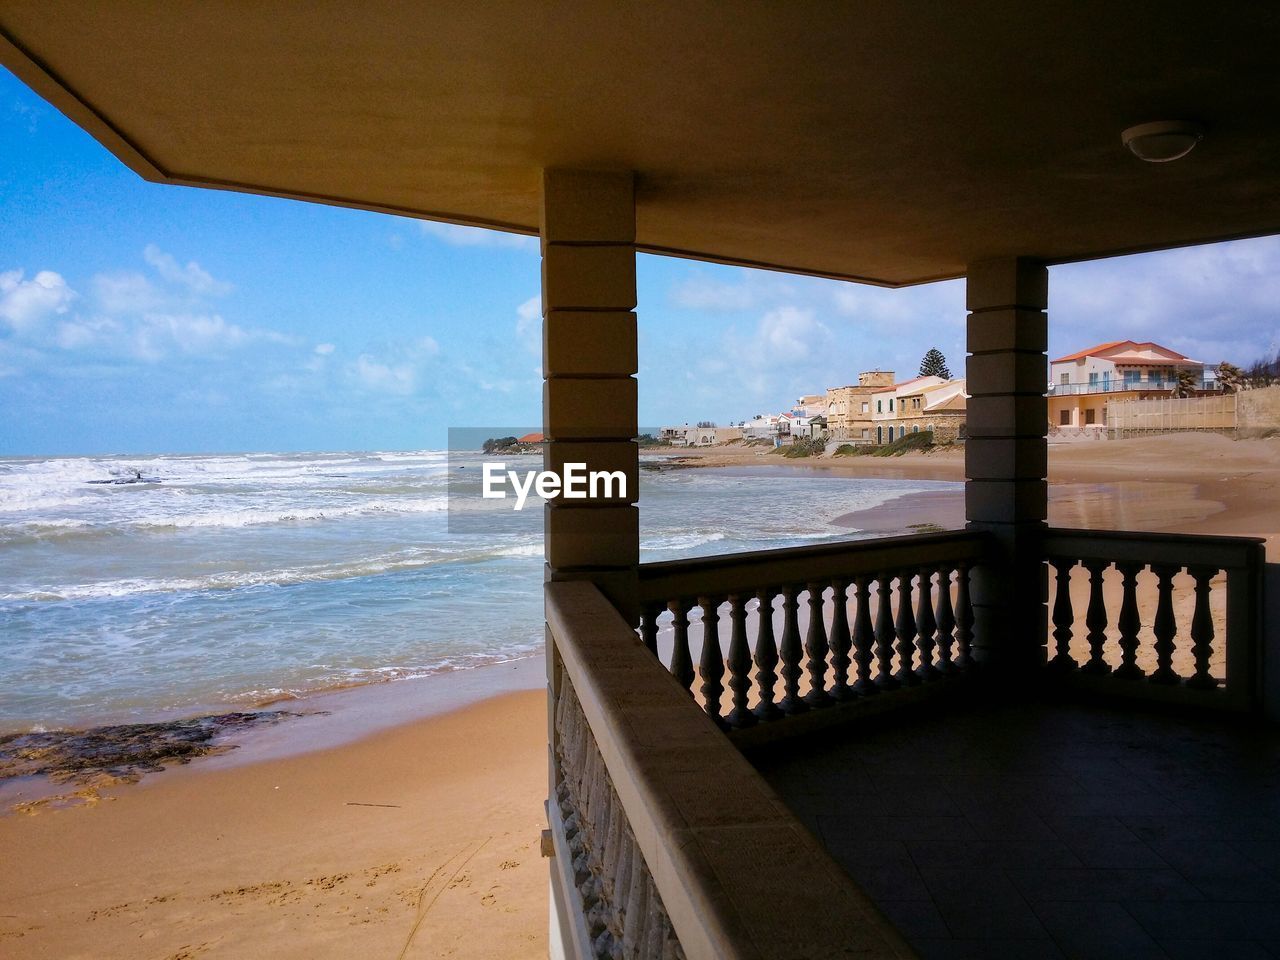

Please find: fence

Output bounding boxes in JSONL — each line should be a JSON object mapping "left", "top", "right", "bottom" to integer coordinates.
{"left": 1107, "top": 394, "right": 1236, "bottom": 437}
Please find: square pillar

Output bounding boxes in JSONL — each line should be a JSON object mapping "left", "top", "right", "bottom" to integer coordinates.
{"left": 965, "top": 257, "right": 1049, "bottom": 673}
{"left": 541, "top": 169, "right": 640, "bottom": 620}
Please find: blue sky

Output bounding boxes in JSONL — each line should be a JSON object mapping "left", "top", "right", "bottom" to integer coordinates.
{"left": 2, "top": 67, "right": 1277, "bottom": 456}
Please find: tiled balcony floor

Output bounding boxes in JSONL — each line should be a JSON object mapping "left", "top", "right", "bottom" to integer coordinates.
{"left": 753, "top": 696, "right": 1280, "bottom": 960}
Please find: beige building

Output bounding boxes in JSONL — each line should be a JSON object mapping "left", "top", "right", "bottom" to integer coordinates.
{"left": 870, "top": 374, "right": 946, "bottom": 443}
{"left": 1048, "top": 340, "right": 1215, "bottom": 435}
{"left": 895, "top": 379, "right": 968, "bottom": 442}
{"left": 825, "top": 370, "right": 894, "bottom": 443}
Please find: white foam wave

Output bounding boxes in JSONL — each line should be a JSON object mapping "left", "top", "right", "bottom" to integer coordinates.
{"left": 130, "top": 496, "right": 450, "bottom": 530}
{"left": 642, "top": 531, "right": 728, "bottom": 551}
{"left": 0, "top": 548, "right": 459, "bottom": 602}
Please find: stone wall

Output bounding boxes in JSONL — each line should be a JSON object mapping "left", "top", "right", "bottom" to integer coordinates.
{"left": 1238, "top": 384, "right": 1280, "bottom": 435}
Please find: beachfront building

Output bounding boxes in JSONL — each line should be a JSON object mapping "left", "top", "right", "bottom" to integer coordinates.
{"left": 871, "top": 375, "right": 946, "bottom": 443}
{"left": 1048, "top": 340, "right": 1216, "bottom": 434}
{"left": 895, "top": 378, "right": 969, "bottom": 442}
{"left": 825, "top": 370, "right": 895, "bottom": 443}
{"left": 793, "top": 394, "right": 828, "bottom": 418}
{"left": 740, "top": 414, "right": 783, "bottom": 443}
{"left": 8, "top": 6, "right": 1279, "bottom": 958}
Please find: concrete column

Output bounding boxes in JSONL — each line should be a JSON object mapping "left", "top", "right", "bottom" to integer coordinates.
{"left": 541, "top": 169, "right": 639, "bottom": 620}
{"left": 965, "top": 257, "right": 1049, "bottom": 673}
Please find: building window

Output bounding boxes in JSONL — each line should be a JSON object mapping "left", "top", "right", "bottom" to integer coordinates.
{"left": 1060, "top": 410, "right": 1071, "bottom": 425}
{"left": 1060, "top": 372, "right": 1069, "bottom": 385}
{"left": 861, "top": 428, "right": 869, "bottom": 439}
{"left": 912, "top": 425, "right": 919, "bottom": 433}
{"left": 1085, "top": 409, "right": 1097, "bottom": 425}
{"left": 889, "top": 398, "right": 894, "bottom": 411}
{"left": 876, "top": 426, "right": 882, "bottom": 443}
{"left": 1124, "top": 370, "right": 1140, "bottom": 385}
{"left": 876, "top": 399, "right": 882, "bottom": 413}
{"left": 861, "top": 402, "right": 869, "bottom": 413}
{"left": 898, "top": 426, "right": 905, "bottom": 439}
{"left": 1088, "top": 371, "right": 1099, "bottom": 385}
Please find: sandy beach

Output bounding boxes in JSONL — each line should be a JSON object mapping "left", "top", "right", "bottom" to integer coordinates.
{"left": 3, "top": 433, "right": 1278, "bottom": 959}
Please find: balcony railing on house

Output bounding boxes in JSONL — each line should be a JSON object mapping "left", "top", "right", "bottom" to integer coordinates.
{"left": 548, "top": 527, "right": 1267, "bottom": 958}
{"left": 1043, "top": 528, "right": 1265, "bottom": 711}
{"left": 1048, "top": 377, "right": 1217, "bottom": 396}
{"left": 636, "top": 531, "right": 988, "bottom": 741}
{"left": 545, "top": 579, "right": 914, "bottom": 960}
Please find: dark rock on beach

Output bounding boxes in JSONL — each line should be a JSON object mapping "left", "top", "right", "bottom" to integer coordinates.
{"left": 0, "top": 711, "right": 299, "bottom": 786}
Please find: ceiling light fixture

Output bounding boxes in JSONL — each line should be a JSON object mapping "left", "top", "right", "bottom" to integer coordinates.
{"left": 1121, "top": 121, "right": 1205, "bottom": 162}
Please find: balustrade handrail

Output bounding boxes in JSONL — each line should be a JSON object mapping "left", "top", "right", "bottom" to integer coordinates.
{"left": 638, "top": 529, "right": 989, "bottom": 604}
{"left": 1043, "top": 527, "right": 1264, "bottom": 570}
{"left": 1041, "top": 526, "right": 1265, "bottom": 712}
{"left": 546, "top": 579, "right": 915, "bottom": 960}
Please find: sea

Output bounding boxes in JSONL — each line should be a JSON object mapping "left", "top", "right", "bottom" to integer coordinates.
{"left": 0, "top": 451, "right": 957, "bottom": 733}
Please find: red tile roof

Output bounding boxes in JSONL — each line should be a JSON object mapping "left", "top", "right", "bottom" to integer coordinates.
{"left": 517, "top": 432, "right": 544, "bottom": 443}
{"left": 1052, "top": 340, "right": 1129, "bottom": 363}
{"left": 1052, "top": 340, "right": 1198, "bottom": 364}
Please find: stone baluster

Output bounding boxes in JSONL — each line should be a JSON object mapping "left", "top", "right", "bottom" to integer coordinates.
{"left": 804, "top": 582, "right": 833, "bottom": 707}
{"left": 697, "top": 596, "right": 725, "bottom": 723}
{"left": 934, "top": 566, "right": 957, "bottom": 673}
{"left": 1048, "top": 558, "right": 1078, "bottom": 671}
{"left": 915, "top": 567, "right": 940, "bottom": 680}
{"left": 1114, "top": 563, "right": 1144, "bottom": 679}
{"left": 894, "top": 571, "right": 919, "bottom": 685}
{"left": 955, "top": 562, "right": 975, "bottom": 669}
{"left": 638, "top": 603, "right": 659, "bottom": 657}
{"left": 753, "top": 588, "right": 783, "bottom": 720}
{"left": 851, "top": 575, "right": 878, "bottom": 694}
{"left": 667, "top": 599, "right": 695, "bottom": 693}
{"left": 874, "top": 575, "right": 899, "bottom": 689}
{"left": 725, "top": 594, "right": 757, "bottom": 728}
{"left": 827, "top": 578, "right": 854, "bottom": 700}
{"left": 778, "top": 585, "right": 808, "bottom": 714}
{"left": 1186, "top": 566, "right": 1219, "bottom": 689}
{"left": 1148, "top": 564, "right": 1181, "bottom": 685}
{"left": 1081, "top": 560, "right": 1112, "bottom": 674}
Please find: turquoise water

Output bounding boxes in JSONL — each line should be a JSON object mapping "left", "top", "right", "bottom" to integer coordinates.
{"left": 0, "top": 451, "right": 956, "bottom": 731}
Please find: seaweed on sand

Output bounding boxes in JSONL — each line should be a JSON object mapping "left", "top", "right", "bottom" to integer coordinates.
{"left": 0, "top": 710, "right": 299, "bottom": 786}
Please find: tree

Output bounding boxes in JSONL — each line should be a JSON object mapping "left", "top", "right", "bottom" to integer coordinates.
{"left": 1172, "top": 369, "right": 1197, "bottom": 398}
{"left": 1217, "top": 361, "right": 1244, "bottom": 394}
{"left": 919, "top": 348, "right": 951, "bottom": 379}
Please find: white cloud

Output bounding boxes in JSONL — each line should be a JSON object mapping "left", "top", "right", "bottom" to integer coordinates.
{"left": 352, "top": 354, "right": 418, "bottom": 394}
{"left": 314, "top": 343, "right": 335, "bottom": 355}
{"left": 92, "top": 272, "right": 164, "bottom": 314}
{"left": 668, "top": 271, "right": 798, "bottom": 312}
{"left": 142, "top": 244, "right": 233, "bottom": 296}
{"left": 0, "top": 269, "right": 76, "bottom": 334}
{"left": 346, "top": 337, "right": 440, "bottom": 395}
{"left": 418, "top": 220, "right": 537, "bottom": 250}
{"left": 516, "top": 295, "right": 541, "bottom": 355}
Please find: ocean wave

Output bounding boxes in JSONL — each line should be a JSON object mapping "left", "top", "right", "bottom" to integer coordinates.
{"left": 0, "top": 548, "right": 464, "bottom": 602}
{"left": 131, "top": 496, "right": 450, "bottom": 530}
{"left": 642, "top": 530, "right": 728, "bottom": 551}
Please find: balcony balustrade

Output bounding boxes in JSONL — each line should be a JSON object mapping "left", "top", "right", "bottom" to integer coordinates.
{"left": 1044, "top": 528, "right": 1265, "bottom": 711}
{"left": 1047, "top": 377, "right": 1216, "bottom": 396}
{"left": 548, "top": 527, "right": 1268, "bottom": 958}
{"left": 636, "top": 532, "right": 987, "bottom": 739}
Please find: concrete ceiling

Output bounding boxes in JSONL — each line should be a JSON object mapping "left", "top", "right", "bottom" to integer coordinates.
{"left": 3, "top": 1, "right": 1279, "bottom": 286}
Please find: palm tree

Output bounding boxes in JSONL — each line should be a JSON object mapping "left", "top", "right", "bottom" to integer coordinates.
{"left": 1217, "top": 361, "right": 1244, "bottom": 394}
{"left": 1172, "top": 369, "right": 1197, "bottom": 398}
